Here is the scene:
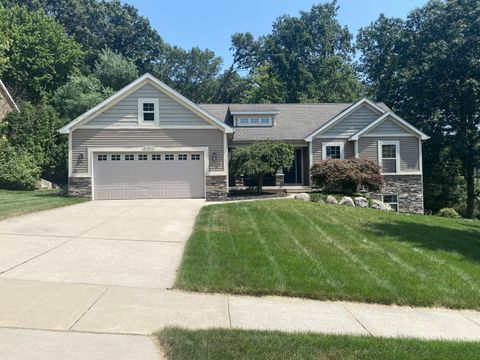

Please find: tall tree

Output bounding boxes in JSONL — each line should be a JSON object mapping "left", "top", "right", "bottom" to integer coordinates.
{"left": 0, "top": 5, "right": 84, "bottom": 101}
{"left": 94, "top": 48, "right": 139, "bottom": 91}
{"left": 152, "top": 46, "right": 223, "bottom": 103}
{"left": 357, "top": 0, "right": 480, "bottom": 217}
{"left": 239, "top": 1, "right": 362, "bottom": 103}
{"left": 0, "top": 0, "right": 165, "bottom": 69}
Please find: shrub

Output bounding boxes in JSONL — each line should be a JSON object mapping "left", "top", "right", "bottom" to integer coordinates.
{"left": 311, "top": 158, "right": 383, "bottom": 194}
{"left": 437, "top": 208, "right": 461, "bottom": 219}
{"left": 0, "top": 138, "right": 40, "bottom": 190}
{"left": 230, "top": 141, "right": 294, "bottom": 193}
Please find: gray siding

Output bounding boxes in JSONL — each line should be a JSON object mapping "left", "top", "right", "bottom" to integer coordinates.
{"left": 90, "top": 83, "right": 209, "bottom": 126}
{"left": 71, "top": 128, "right": 224, "bottom": 173}
{"left": 312, "top": 138, "right": 355, "bottom": 163}
{"left": 358, "top": 136, "right": 420, "bottom": 172}
{"left": 366, "top": 117, "right": 410, "bottom": 136}
{"left": 322, "top": 105, "right": 380, "bottom": 137}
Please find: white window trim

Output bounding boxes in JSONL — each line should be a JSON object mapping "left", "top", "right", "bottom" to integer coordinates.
{"left": 234, "top": 116, "right": 273, "bottom": 127}
{"left": 138, "top": 98, "right": 159, "bottom": 125}
{"left": 322, "top": 142, "right": 345, "bottom": 160}
{"left": 382, "top": 194, "right": 399, "bottom": 213}
{"left": 378, "top": 140, "right": 400, "bottom": 174}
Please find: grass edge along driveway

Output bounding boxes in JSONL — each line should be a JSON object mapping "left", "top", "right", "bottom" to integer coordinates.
{"left": 157, "top": 327, "right": 480, "bottom": 360}
{"left": 0, "top": 189, "right": 87, "bottom": 221}
{"left": 176, "top": 199, "right": 480, "bottom": 310}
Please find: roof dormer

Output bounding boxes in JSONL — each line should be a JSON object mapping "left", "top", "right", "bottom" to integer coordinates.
{"left": 229, "top": 105, "right": 279, "bottom": 128}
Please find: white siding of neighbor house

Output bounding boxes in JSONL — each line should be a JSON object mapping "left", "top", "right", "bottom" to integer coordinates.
{"left": 71, "top": 128, "right": 224, "bottom": 173}
{"left": 312, "top": 138, "right": 355, "bottom": 163}
{"left": 358, "top": 136, "right": 420, "bottom": 172}
{"left": 365, "top": 117, "right": 411, "bottom": 136}
{"left": 321, "top": 105, "right": 381, "bottom": 138}
{"left": 89, "top": 83, "right": 210, "bottom": 127}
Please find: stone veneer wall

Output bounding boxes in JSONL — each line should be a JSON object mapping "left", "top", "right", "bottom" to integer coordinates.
{"left": 373, "top": 175, "right": 424, "bottom": 214}
{"left": 206, "top": 175, "right": 228, "bottom": 201}
{"left": 68, "top": 177, "right": 92, "bottom": 197}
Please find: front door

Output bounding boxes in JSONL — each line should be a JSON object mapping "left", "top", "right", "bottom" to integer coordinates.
{"left": 284, "top": 148, "right": 303, "bottom": 184}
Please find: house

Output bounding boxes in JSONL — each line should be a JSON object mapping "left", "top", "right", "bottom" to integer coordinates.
{"left": 0, "top": 79, "right": 19, "bottom": 120}
{"left": 59, "top": 73, "right": 429, "bottom": 213}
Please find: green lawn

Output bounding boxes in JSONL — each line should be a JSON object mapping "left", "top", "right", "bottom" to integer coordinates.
{"left": 176, "top": 200, "right": 480, "bottom": 309}
{"left": 0, "top": 189, "right": 87, "bottom": 221}
{"left": 157, "top": 328, "right": 480, "bottom": 360}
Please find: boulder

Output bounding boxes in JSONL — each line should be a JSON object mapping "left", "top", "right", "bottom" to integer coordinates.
{"left": 294, "top": 193, "right": 310, "bottom": 202}
{"left": 354, "top": 197, "right": 368, "bottom": 208}
{"left": 370, "top": 199, "right": 393, "bottom": 211}
{"left": 37, "top": 178, "right": 53, "bottom": 190}
{"left": 325, "top": 195, "right": 338, "bottom": 204}
{"left": 339, "top": 196, "right": 355, "bottom": 207}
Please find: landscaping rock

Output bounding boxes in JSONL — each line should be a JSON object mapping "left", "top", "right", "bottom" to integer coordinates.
{"left": 325, "top": 195, "right": 338, "bottom": 204}
{"left": 37, "top": 178, "right": 53, "bottom": 190}
{"left": 339, "top": 196, "right": 355, "bottom": 207}
{"left": 294, "top": 193, "right": 310, "bottom": 202}
{"left": 370, "top": 199, "right": 393, "bottom": 211}
{"left": 354, "top": 197, "right": 368, "bottom": 208}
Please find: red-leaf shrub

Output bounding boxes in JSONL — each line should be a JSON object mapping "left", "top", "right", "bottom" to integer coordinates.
{"left": 310, "top": 158, "right": 383, "bottom": 194}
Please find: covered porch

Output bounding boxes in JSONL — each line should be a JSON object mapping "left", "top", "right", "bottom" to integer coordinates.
{"left": 229, "top": 145, "right": 312, "bottom": 191}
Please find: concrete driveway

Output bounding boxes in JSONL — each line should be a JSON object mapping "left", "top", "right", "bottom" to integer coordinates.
{"left": 0, "top": 199, "right": 204, "bottom": 360}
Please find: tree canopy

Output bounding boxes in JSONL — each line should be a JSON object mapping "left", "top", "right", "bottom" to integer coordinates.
{"left": 0, "top": 5, "right": 84, "bottom": 101}
{"left": 357, "top": 0, "right": 480, "bottom": 217}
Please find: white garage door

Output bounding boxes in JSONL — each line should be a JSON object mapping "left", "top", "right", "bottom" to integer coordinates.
{"left": 93, "top": 152, "right": 205, "bottom": 200}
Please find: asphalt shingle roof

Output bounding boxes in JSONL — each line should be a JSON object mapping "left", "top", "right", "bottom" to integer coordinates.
{"left": 200, "top": 103, "right": 390, "bottom": 142}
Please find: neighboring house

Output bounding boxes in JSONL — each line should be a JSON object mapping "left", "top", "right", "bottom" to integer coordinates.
{"left": 59, "top": 74, "right": 429, "bottom": 213}
{"left": 0, "top": 79, "right": 19, "bottom": 121}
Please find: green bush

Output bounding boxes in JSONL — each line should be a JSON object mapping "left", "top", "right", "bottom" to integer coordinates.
{"left": 437, "top": 208, "right": 461, "bottom": 219}
{"left": 0, "top": 138, "right": 40, "bottom": 190}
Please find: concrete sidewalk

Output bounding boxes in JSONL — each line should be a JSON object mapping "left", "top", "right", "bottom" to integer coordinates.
{"left": 1, "top": 278, "right": 480, "bottom": 341}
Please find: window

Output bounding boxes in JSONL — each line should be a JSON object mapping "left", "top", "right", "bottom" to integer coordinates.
{"left": 111, "top": 154, "right": 121, "bottom": 161}
{"left": 138, "top": 98, "right": 159, "bottom": 125}
{"left": 326, "top": 146, "right": 341, "bottom": 159}
{"left": 191, "top": 154, "right": 201, "bottom": 160}
{"left": 125, "top": 154, "right": 134, "bottom": 161}
{"left": 165, "top": 154, "right": 174, "bottom": 160}
{"left": 236, "top": 117, "right": 273, "bottom": 127}
{"left": 322, "top": 142, "right": 344, "bottom": 160}
{"left": 97, "top": 154, "right": 107, "bottom": 161}
{"left": 383, "top": 194, "right": 399, "bottom": 212}
{"left": 152, "top": 154, "right": 161, "bottom": 160}
{"left": 138, "top": 154, "right": 148, "bottom": 161}
{"left": 379, "top": 141, "right": 400, "bottom": 173}
{"left": 178, "top": 154, "right": 187, "bottom": 160}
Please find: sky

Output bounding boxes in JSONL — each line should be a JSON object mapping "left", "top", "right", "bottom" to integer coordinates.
{"left": 125, "top": 0, "right": 427, "bottom": 67}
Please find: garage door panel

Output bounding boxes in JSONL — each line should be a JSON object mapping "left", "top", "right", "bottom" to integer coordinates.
{"left": 93, "top": 152, "right": 204, "bottom": 200}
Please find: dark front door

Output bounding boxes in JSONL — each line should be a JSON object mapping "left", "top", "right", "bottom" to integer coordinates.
{"left": 284, "top": 148, "right": 303, "bottom": 184}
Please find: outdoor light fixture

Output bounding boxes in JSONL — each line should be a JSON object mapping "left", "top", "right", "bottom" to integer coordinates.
{"left": 212, "top": 152, "right": 217, "bottom": 161}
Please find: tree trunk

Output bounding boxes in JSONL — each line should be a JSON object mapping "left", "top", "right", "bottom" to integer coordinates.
{"left": 257, "top": 174, "right": 264, "bottom": 194}
{"left": 465, "top": 162, "right": 475, "bottom": 219}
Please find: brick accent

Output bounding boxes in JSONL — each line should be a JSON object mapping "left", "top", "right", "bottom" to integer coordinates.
{"left": 206, "top": 175, "right": 228, "bottom": 201}
{"left": 275, "top": 173, "right": 285, "bottom": 187}
{"left": 68, "top": 177, "right": 92, "bottom": 197}
{"left": 373, "top": 175, "right": 424, "bottom": 214}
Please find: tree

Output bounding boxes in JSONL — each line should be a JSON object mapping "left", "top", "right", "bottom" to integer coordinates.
{"left": 357, "top": 0, "right": 480, "bottom": 217}
{"left": 51, "top": 75, "right": 113, "bottom": 121}
{"left": 94, "top": 48, "right": 138, "bottom": 91}
{"left": 152, "top": 46, "right": 223, "bottom": 103}
{"left": 230, "top": 141, "right": 294, "bottom": 193}
{"left": 0, "top": 0, "right": 165, "bottom": 69}
{"left": 238, "top": 1, "right": 362, "bottom": 103}
{"left": 0, "top": 6, "right": 84, "bottom": 101}
{"left": 1, "top": 104, "right": 66, "bottom": 183}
